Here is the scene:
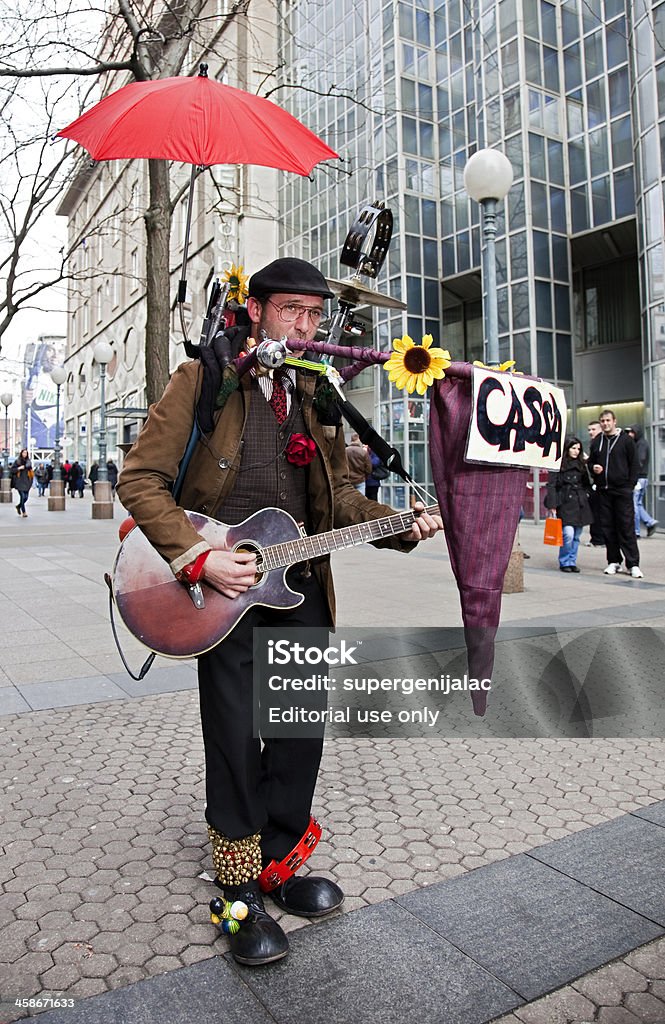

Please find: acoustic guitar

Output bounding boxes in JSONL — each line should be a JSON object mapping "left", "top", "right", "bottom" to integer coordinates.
{"left": 111, "top": 504, "right": 439, "bottom": 658}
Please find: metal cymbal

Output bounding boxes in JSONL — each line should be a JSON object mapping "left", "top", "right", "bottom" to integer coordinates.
{"left": 326, "top": 275, "right": 407, "bottom": 311}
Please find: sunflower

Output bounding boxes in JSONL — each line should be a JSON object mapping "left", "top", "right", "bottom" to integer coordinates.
{"left": 222, "top": 263, "right": 249, "bottom": 305}
{"left": 384, "top": 334, "right": 451, "bottom": 395}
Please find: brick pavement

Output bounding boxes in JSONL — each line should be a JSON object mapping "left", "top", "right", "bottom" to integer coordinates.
{"left": 1, "top": 495, "right": 665, "bottom": 1022}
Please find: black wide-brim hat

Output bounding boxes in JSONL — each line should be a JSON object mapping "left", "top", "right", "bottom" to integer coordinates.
{"left": 248, "top": 257, "right": 334, "bottom": 301}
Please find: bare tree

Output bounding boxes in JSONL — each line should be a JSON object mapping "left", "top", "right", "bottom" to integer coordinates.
{"left": 0, "top": 0, "right": 252, "bottom": 405}
{"left": 0, "top": 72, "right": 108, "bottom": 346}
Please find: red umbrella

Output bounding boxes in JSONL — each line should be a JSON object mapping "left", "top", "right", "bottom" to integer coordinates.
{"left": 57, "top": 65, "right": 338, "bottom": 175}
{"left": 57, "top": 64, "right": 339, "bottom": 310}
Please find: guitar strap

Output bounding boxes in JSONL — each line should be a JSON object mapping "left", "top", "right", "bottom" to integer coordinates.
{"left": 172, "top": 423, "right": 200, "bottom": 505}
{"left": 335, "top": 398, "right": 411, "bottom": 483}
{"left": 172, "top": 328, "right": 250, "bottom": 504}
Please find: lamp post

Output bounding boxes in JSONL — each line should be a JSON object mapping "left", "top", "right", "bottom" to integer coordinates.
{"left": 463, "top": 149, "right": 514, "bottom": 365}
{"left": 91, "top": 341, "right": 114, "bottom": 519}
{"left": 1, "top": 392, "right": 12, "bottom": 504}
{"left": 47, "top": 367, "right": 67, "bottom": 512}
{"left": 464, "top": 149, "right": 523, "bottom": 591}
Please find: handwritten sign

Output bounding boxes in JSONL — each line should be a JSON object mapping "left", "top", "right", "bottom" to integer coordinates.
{"left": 467, "top": 368, "right": 567, "bottom": 470}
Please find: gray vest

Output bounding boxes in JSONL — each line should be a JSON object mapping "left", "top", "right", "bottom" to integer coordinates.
{"left": 215, "top": 378, "right": 309, "bottom": 528}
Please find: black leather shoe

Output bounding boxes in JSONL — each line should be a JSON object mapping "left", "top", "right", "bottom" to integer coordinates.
{"left": 268, "top": 875, "right": 344, "bottom": 918}
{"left": 215, "top": 879, "right": 288, "bottom": 966}
{"left": 569, "top": 566, "right": 581, "bottom": 573}
{"left": 559, "top": 566, "right": 573, "bottom": 572}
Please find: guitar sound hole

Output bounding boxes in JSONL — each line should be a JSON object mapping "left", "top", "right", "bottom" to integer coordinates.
{"left": 233, "top": 542, "right": 265, "bottom": 587}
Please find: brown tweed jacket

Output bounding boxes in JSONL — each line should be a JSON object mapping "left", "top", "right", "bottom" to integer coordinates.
{"left": 117, "top": 360, "right": 414, "bottom": 624}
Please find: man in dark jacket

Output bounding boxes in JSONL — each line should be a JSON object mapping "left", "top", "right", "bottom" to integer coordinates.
{"left": 590, "top": 409, "right": 641, "bottom": 577}
{"left": 627, "top": 426, "right": 658, "bottom": 539}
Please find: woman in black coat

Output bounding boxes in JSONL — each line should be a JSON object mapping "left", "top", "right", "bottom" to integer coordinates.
{"left": 545, "top": 435, "right": 594, "bottom": 573}
{"left": 11, "top": 449, "right": 33, "bottom": 517}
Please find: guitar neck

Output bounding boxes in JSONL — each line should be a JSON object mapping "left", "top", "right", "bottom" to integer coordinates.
{"left": 258, "top": 504, "right": 440, "bottom": 572}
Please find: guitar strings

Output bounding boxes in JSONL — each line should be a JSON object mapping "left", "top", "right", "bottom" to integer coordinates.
{"left": 410, "top": 479, "right": 439, "bottom": 506}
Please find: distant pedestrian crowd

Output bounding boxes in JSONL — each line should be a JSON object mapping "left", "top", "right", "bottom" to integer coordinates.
{"left": 2, "top": 455, "right": 118, "bottom": 516}
{"left": 544, "top": 410, "right": 658, "bottom": 579}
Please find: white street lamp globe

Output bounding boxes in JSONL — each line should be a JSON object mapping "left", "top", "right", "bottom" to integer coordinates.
{"left": 50, "top": 366, "right": 67, "bottom": 387}
{"left": 463, "top": 149, "right": 514, "bottom": 203}
{"left": 93, "top": 341, "right": 114, "bottom": 365}
{"left": 1, "top": 391, "right": 12, "bottom": 408}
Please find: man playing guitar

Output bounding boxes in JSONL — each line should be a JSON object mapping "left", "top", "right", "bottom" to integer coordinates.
{"left": 117, "top": 257, "right": 441, "bottom": 965}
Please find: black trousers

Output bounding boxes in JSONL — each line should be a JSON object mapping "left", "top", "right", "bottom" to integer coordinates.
{"left": 589, "top": 489, "right": 604, "bottom": 544}
{"left": 197, "top": 571, "right": 331, "bottom": 862}
{"left": 598, "top": 488, "right": 639, "bottom": 569}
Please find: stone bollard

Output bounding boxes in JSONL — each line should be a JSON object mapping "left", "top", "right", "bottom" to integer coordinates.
{"left": 92, "top": 479, "right": 114, "bottom": 520}
{"left": 47, "top": 479, "right": 66, "bottom": 512}
{"left": 502, "top": 544, "right": 524, "bottom": 593}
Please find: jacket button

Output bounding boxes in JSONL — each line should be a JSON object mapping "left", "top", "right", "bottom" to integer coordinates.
{"left": 218, "top": 458, "right": 230, "bottom": 470}
{"left": 279, "top": 491, "right": 287, "bottom": 500}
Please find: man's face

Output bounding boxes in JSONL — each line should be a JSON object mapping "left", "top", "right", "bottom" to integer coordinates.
{"left": 588, "top": 423, "right": 601, "bottom": 439}
{"left": 599, "top": 413, "right": 617, "bottom": 435}
{"left": 248, "top": 292, "right": 325, "bottom": 344}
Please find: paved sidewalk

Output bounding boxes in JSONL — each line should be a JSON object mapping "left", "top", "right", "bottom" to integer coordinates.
{"left": 1, "top": 494, "right": 664, "bottom": 1022}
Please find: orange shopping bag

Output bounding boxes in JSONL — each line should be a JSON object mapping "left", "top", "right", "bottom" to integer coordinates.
{"left": 543, "top": 516, "right": 563, "bottom": 546}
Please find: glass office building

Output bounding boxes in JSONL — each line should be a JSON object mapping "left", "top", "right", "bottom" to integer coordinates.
{"left": 277, "top": 0, "right": 665, "bottom": 519}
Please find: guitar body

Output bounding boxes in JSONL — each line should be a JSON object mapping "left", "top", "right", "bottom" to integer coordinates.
{"left": 112, "top": 508, "right": 305, "bottom": 658}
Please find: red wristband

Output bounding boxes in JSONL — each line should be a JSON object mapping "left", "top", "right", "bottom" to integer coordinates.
{"left": 175, "top": 550, "right": 211, "bottom": 585}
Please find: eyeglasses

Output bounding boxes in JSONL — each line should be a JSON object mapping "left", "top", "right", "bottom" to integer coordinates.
{"left": 266, "top": 299, "right": 325, "bottom": 326}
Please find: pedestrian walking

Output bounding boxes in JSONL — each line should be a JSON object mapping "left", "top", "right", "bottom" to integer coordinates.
{"left": 545, "top": 436, "right": 594, "bottom": 573}
{"left": 627, "top": 426, "right": 658, "bottom": 539}
{"left": 35, "top": 462, "right": 50, "bottom": 496}
{"left": 345, "top": 434, "right": 371, "bottom": 494}
{"left": 11, "top": 449, "right": 33, "bottom": 517}
{"left": 68, "top": 461, "right": 84, "bottom": 498}
{"left": 106, "top": 459, "right": 118, "bottom": 494}
{"left": 589, "top": 410, "right": 642, "bottom": 578}
{"left": 365, "top": 449, "right": 389, "bottom": 501}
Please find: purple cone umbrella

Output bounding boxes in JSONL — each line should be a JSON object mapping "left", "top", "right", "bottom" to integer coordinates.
{"left": 429, "top": 364, "right": 529, "bottom": 716}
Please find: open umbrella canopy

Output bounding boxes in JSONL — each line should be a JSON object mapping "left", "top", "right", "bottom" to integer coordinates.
{"left": 57, "top": 69, "right": 338, "bottom": 175}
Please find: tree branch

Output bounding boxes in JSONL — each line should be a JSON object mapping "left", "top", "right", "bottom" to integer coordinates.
{"left": 263, "top": 77, "right": 387, "bottom": 117}
{"left": 0, "top": 60, "right": 135, "bottom": 78}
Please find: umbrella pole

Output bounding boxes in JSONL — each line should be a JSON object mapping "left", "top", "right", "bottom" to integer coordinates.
{"left": 177, "top": 164, "right": 202, "bottom": 305}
